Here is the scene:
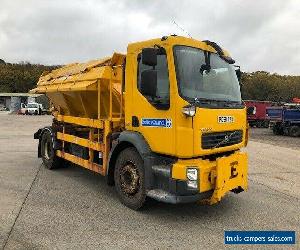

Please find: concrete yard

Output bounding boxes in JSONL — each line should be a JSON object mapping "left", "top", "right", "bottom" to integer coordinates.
{"left": 0, "top": 114, "right": 299, "bottom": 249}
{"left": 250, "top": 127, "right": 300, "bottom": 150}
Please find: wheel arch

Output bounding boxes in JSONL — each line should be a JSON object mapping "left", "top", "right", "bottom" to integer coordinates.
{"left": 106, "top": 131, "right": 152, "bottom": 185}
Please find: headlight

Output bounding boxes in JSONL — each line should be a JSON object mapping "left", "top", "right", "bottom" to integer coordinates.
{"left": 187, "top": 168, "right": 198, "bottom": 181}
{"left": 187, "top": 168, "right": 198, "bottom": 189}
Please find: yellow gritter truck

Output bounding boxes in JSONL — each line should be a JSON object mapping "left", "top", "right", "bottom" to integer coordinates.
{"left": 31, "top": 35, "right": 248, "bottom": 210}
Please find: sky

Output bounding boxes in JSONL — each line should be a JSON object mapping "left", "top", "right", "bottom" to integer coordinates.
{"left": 0, "top": 0, "right": 299, "bottom": 75}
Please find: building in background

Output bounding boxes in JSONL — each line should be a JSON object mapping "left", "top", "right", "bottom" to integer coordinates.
{"left": 0, "top": 93, "right": 49, "bottom": 112}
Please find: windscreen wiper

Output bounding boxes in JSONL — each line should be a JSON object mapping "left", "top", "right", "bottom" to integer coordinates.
{"left": 192, "top": 98, "right": 222, "bottom": 107}
{"left": 196, "top": 97, "right": 226, "bottom": 103}
{"left": 193, "top": 98, "right": 241, "bottom": 107}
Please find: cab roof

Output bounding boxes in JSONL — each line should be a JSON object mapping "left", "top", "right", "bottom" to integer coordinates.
{"left": 127, "top": 35, "right": 231, "bottom": 57}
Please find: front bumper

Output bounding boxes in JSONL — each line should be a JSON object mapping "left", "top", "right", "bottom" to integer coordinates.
{"left": 146, "top": 151, "right": 248, "bottom": 204}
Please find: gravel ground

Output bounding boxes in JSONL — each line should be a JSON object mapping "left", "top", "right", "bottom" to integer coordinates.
{"left": 0, "top": 114, "right": 299, "bottom": 249}
{"left": 249, "top": 127, "right": 300, "bottom": 150}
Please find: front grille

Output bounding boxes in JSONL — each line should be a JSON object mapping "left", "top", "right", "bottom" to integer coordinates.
{"left": 201, "top": 130, "right": 243, "bottom": 149}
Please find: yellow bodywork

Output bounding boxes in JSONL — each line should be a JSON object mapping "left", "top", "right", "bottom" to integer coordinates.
{"left": 31, "top": 35, "right": 248, "bottom": 205}
{"left": 31, "top": 53, "right": 125, "bottom": 119}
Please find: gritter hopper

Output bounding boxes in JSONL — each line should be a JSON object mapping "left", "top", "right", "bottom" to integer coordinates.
{"left": 30, "top": 53, "right": 125, "bottom": 120}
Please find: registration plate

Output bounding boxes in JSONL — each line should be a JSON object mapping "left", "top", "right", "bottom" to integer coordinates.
{"left": 218, "top": 116, "right": 234, "bottom": 123}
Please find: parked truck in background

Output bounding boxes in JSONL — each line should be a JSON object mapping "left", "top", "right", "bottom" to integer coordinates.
{"left": 267, "top": 103, "right": 300, "bottom": 137}
{"left": 31, "top": 36, "right": 248, "bottom": 210}
{"left": 20, "top": 102, "right": 44, "bottom": 115}
{"left": 26, "top": 102, "right": 43, "bottom": 115}
{"left": 244, "top": 100, "right": 273, "bottom": 128}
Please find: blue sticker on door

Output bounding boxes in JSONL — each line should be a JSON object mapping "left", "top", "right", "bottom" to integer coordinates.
{"left": 141, "top": 118, "right": 172, "bottom": 128}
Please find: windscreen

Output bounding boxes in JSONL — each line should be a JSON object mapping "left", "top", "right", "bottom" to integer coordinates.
{"left": 174, "top": 46, "right": 242, "bottom": 104}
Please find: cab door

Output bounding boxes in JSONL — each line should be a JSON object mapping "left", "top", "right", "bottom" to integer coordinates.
{"left": 126, "top": 47, "right": 175, "bottom": 155}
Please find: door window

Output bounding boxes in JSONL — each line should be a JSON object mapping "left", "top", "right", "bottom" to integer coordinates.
{"left": 137, "top": 52, "right": 170, "bottom": 110}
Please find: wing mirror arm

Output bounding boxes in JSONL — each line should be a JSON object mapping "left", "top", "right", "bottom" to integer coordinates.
{"left": 235, "top": 65, "right": 242, "bottom": 83}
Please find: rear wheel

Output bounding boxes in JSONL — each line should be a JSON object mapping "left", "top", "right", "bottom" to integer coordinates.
{"left": 289, "top": 126, "right": 300, "bottom": 137}
{"left": 41, "top": 130, "right": 63, "bottom": 169}
{"left": 114, "top": 147, "right": 146, "bottom": 210}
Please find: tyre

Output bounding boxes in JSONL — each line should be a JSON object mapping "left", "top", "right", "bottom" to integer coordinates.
{"left": 263, "top": 120, "right": 269, "bottom": 128}
{"left": 256, "top": 121, "right": 262, "bottom": 128}
{"left": 289, "top": 126, "right": 300, "bottom": 137}
{"left": 40, "top": 130, "right": 63, "bottom": 169}
{"left": 114, "top": 147, "right": 146, "bottom": 210}
{"left": 272, "top": 124, "right": 283, "bottom": 135}
{"left": 283, "top": 127, "right": 289, "bottom": 136}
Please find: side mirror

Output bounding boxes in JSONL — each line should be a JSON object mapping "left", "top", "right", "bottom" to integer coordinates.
{"left": 247, "top": 106, "right": 256, "bottom": 115}
{"left": 140, "top": 69, "right": 157, "bottom": 98}
{"left": 142, "top": 48, "right": 157, "bottom": 66}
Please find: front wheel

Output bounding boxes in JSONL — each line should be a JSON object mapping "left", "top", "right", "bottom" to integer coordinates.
{"left": 40, "top": 130, "right": 63, "bottom": 169}
{"left": 114, "top": 147, "right": 146, "bottom": 210}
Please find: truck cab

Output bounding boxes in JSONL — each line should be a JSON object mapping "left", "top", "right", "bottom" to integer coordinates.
{"left": 126, "top": 36, "right": 246, "bottom": 156}
{"left": 120, "top": 36, "right": 248, "bottom": 205}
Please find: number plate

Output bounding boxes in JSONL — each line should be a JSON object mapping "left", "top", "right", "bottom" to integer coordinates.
{"left": 218, "top": 116, "right": 234, "bottom": 123}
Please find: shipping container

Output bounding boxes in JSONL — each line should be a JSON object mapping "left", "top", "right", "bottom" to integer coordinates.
{"left": 244, "top": 100, "right": 273, "bottom": 127}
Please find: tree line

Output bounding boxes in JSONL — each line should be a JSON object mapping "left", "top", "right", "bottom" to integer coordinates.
{"left": 241, "top": 71, "right": 300, "bottom": 102}
{"left": 0, "top": 59, "right": 300, "bottom": 102}
{"left": 0, "top": 60, "right": 58, "bottom": 93}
